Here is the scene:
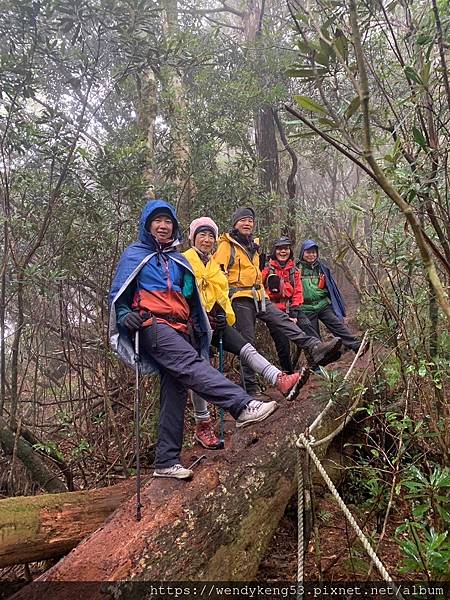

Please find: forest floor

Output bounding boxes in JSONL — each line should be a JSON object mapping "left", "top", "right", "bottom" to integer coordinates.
{"left": 256, "top": 488, "right": 414, "bottom": 583}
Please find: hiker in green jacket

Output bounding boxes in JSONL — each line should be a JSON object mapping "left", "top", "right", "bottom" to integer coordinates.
{"left": 298, "top": 240, "right": 365, "bottom": 353}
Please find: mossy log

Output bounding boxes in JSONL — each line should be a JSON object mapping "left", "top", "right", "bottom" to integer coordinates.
{"left": 0, "top": 480, "right": 134, "bottom": 567}
{"left": 12, "top": 355, "right": 367, "bottom": 600}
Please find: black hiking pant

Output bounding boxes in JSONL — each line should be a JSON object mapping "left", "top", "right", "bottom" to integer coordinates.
{"left": 304, "top": 305, "right": 360, "bottom": 350}
{"left": 267, "top": 311, "right": 319, "bottom": 374}
{"left": 232, "top": 298, "right": 319, "bottom": 394}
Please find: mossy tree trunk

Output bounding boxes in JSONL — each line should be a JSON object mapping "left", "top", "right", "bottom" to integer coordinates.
{"left": 0, "top": 481, "right": 134, "bottom": 567}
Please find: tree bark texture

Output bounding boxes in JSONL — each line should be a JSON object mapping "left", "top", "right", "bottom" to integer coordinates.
{"left": 0, "top": 481, "right": 134, "bottom": 567}
{"left": 12, "top": 353, "right": 367, "bottom": 598}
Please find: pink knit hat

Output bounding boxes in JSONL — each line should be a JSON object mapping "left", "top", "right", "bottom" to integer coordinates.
{"left": 188, "top": 217, "right": 219, "bottom": 242}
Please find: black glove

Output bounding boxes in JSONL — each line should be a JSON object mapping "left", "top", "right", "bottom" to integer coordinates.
{"left": 215, "top": 312, "right": 227, "bottom": 333}
{"left": 289, "top": 308, "right": 299, "bottom": 319}
{"left": 122, "top": 311, "right": 145, "bottom": 331}
{"left": 267, "top": 274, "right": 281, "bottom": 294}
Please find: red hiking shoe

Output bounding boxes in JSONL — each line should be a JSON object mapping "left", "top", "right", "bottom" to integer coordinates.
{"left": 194, "top": 419, "right": 223, "bottom": 450}
{"left": 276, "top": 372, "right": 300, "bottom": 396}
{"left": 276, "top": 367, "right": 311, "bottom": 401}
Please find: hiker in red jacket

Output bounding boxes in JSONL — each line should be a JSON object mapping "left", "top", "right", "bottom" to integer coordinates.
{"left": 262, "top": 237, "right": 330, "bottom": 373}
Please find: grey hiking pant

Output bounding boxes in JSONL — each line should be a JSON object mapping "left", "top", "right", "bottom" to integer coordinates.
{"left": 139, "top": 323, "right": 251, "bottom": 468}
{"left": 232, "top": 298, "right": 319, "bottom": 394}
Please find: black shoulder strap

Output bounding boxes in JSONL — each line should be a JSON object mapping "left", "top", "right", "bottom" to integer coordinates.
{"left": 228, "top": 244, "right": 236, "bottom": 271}
{"left": 289, "top": 266, "right": 296, "bottom": 287}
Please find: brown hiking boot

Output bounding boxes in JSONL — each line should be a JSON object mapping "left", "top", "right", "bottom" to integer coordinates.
{"left": 194, "top": 419, "right": 223, "bottom": 450}
{"left": 308, "top": 337, "right": 342, "bottom": 368}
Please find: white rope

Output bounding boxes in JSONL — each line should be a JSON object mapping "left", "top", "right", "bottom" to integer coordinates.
{"left": 296, "top": 333, "right": 404, "bottom": 598}
{"left": 296, "top": 433, "right": 405, "bottom": 600}
{"left": 309, "top": 331, "right": 370, "bottom": 436}
{"left": 297, "top": 451, "right": 304, "bottom": 600}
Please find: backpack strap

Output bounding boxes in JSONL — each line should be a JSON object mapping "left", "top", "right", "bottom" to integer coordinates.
{"left": 289, "top": 266, "right": 296, "bottom": 288}
{"left": 228, "top": 244, "right": 236, "bottom": 271}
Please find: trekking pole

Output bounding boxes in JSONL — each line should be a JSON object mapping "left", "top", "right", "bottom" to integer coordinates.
{"left": 134, "top": 330, "right": 142, "bottom": 522}
{"left": 218, "top": 334, "right": 225, "bottom": 448}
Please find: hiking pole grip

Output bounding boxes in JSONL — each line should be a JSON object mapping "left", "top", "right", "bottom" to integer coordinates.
{"left": 134, "top": 330, "right": 142, "bottom": 522}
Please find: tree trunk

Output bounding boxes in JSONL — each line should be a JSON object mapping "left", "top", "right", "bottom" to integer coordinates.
{"left": 0, "top": 418, "right": 67, "bottom": 494}
{"left": 162, "top": 0, "right": 195, "bottom": 226}
{"left": 13, "top": 356, "right": 367, "bottom": 597}
{"left": 0, "top": 481, "right": 134, "bottom": 567}
{"left": 137, "top": 67, "right": 158, "bottom": 197}
{"left": 255, "top": 105, "right": 280, "bottom": 196}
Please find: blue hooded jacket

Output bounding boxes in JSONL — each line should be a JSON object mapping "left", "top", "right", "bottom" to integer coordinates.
{"left": 109, "top": 199, "right": 211, "bottom": 374}
{"left": 298, "top": 239, "right": 346, "bottom": 321}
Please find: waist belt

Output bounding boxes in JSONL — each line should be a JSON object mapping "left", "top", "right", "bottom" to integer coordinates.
{"left": 142, "top": 311, "right": 189, "bottom": 325}
{"left": 141, "top": 311, "right": 191, "bottom": 351}
{"left": 155, "top": 314, "right": 189, "bottom": 325}
{"left": 228, "top": 283, "right": 262, "bottom": 296}
{"left": 228, "top": 284, "right": 266, "bottom": 313}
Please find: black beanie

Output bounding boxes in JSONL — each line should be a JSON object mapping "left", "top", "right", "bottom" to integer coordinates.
{"left": 271, "top": 236, "right": 293, "bottom": 260}
{"left": 145, "top": 207, "right": 175, "bottom": 230}
{"left": 231, "top": 207, "right": 255, "bottom": 227}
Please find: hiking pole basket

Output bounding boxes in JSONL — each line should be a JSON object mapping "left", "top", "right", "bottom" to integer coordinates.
{"left": 134, "top": 330, "right": 142, "bottom": 521}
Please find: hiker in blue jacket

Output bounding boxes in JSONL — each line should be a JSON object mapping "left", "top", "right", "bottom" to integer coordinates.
{"left": 298, "top": 240, "right": 364, "bottom": 353}
{"left": 109, "top": 199, "right": 277, "bottom": 480}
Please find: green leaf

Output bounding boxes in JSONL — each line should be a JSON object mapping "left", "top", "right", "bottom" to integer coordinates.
{"left": 345, "top": 96, "right": 360, "bottom": 119}
{"left": 404, "top": 66, "right": 423, "bottom": 85}
{"left": 416, "top": 33, "right": 433, "bottom": 46}
{"left": 412, "top": 127, "right": 428, "bottom": 151}
{"left": 333, "top": 33, "right": 349, "bottom": 62}
{"left": 286, "top": 67, "right": 327, "bottom": 78}
{"left": 296, "top": 40, "right": 314, "bottom": 54}
{"left": 349, "top": 202, "right": 366, "bottom": 213}
{"left": 421, "top": 62, "right": 431, "bottom": 86}
{"left": 294, "top": 95, "right": 328, "bottom": 115}
{"left": 318, "top": 117, "right": 338, "bottom": 128}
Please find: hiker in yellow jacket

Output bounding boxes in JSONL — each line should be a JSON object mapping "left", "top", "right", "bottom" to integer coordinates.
{"left": 214, "top": 207, "right": 342, "bottom": 395}
{"left": 184, "top": 217, "right": 307, "bottom": 449}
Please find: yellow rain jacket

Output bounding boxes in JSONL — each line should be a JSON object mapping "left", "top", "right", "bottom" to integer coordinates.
{"left": 183, "top": 248, "right": 235, "bottom": 326}
{"left": 214, "top": 233, "right": 266, "bottom": 303}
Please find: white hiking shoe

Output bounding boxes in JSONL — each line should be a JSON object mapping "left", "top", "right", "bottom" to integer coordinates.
{"left": 236, "top": 399, "right": 278, "bottom": 428}
{"left": 153, "top": 464, "right": 193, "bottom": 480}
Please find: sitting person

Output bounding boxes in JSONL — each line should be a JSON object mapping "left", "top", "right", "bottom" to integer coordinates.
{"left": 262, "top": 236, "right": 326, "bottom": 373}
{"left": 214, "top": 207, "right": 342, "bottom": 395}
{"left": 184, "top": 219, "right": 309, "bottom": 449}
{"left": 298, "top": 239, "right": 364, "bottom": 353}
{"left": 109, "top": 199, "right": 278, "bottom": 480}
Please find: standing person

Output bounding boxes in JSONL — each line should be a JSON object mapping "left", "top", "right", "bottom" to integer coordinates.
{"left": 298, "top": 239, "right": 364, "bottom": 352}
{"left": 184, "top": 218, "right": 309, "bottom": 449}
{"left": 109, "top": 199, "right": 278, "bottom": 480}
{"left": 261, "top": 236, "right": 324, "bottom": 374}
{"left": 214, "top": 207, "right": 342, "bottom": 395}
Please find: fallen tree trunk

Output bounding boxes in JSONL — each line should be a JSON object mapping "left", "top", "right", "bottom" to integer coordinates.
{"left": 0, "top": 480, "right": 134, "bottom": 567}
{"left": 12, "top": 352, "right": 367, "bottom": 600}
{"left": 0, "top": 417, "right": 67, "bottom": 494}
